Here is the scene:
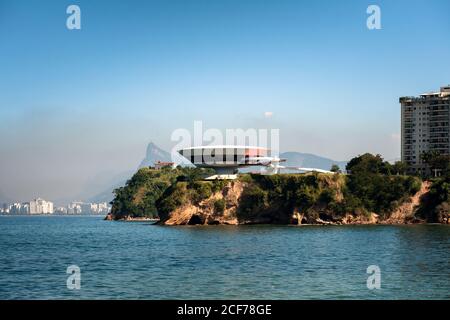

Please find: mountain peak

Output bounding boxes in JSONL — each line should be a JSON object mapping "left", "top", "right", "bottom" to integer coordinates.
{"left": 139, "top": 142, "right": 172, "bottom": 169}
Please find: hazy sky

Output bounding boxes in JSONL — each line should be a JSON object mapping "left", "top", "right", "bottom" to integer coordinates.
{"left": 1, "top": 0, "right": 449, "bottom": 203}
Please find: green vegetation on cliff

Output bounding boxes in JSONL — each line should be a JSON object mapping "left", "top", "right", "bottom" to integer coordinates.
{"left": 110, "top": 166, "right": 213, "bottom": 219}
{"left": 235, "top": 170, "right": 421, "bottom": 223}
{"left": 343, "top": 154, "right": 422, "bottom": 220}
{"left": 416, "top": 175, "right": 450, "bottom": 223}
{"left": 155, "top": 178, "right": 224, "bottom": 218}
{"left": 110, "top": 167, "right": 177, "bottom": 219}
{"left": 236, "top": 173, "right": 344, "bottom": 223}
{"left": 233, "top": 154, "right": 421, "bottom": 223}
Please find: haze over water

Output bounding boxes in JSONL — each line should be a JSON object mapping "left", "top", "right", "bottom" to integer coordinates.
{"left": 0, "top": 216, "right": 448, "bottom": 299}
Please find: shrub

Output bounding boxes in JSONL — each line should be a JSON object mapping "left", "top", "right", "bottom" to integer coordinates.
{"left": 237, "top": 185, "right": 268, "bottom": 218}
{"left": 110, "top": 167, "right": 180, "bottom": 219}
{"left": 212, "top": 179, "right": 227, "bottom": 193}
{"left": 319, "top": 189, "right": 336, "bottom": 204}
{"left": 294, "top": 185, "right": 318, "bottom": 210}
{"left": 330, "top": 164, "right": 341, "bottom": 173}
{"left": 155, "top": 183, "right": 188, "bottom": 218}
{"left": 190, "top": 181, "right": 212, "bottom": 204}
{"left": 416, "top": 175, "right": 450, "bottom": 222}
{"left": 213, "top": 199, "right": 226, "bottom": 214}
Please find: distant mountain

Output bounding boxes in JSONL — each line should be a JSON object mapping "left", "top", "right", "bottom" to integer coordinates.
{"left": 280, "top": 152, "right": 347, "bottom": 172}
{"left": 85, "top": 170, "right": 134, "bottom": 204}
{"left": 138, "top": 142, "right": 172, "bottom": 168}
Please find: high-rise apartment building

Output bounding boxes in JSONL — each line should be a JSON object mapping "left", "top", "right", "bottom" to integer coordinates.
{"left": 29, "top": 198, "right": 54, "bottom": 214}
{"left": 400, "top": 85, "right": 450, "bottom": 173}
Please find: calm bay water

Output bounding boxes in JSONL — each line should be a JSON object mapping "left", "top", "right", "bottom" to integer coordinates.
{"left": 0, "top": 215, "right": 448, "bottom": 300}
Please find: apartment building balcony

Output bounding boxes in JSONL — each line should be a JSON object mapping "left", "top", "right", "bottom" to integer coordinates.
{"left": 429, "top": 107, "right": 449, "bottom": 112}
{"left": 429, "top": 145, "right": 449, "bottom": 151}
{"left": 429, "top": 116, "right": 449, "bottom": 122}
{"left": 430, "top": 129, "right": 449, "bottom": 132}
{"left": 429, "top": 123, "right": 449, "bottom": 128}
{"left": 429, "top": 132, "right": 449, "bottom": 137}
{"left": 429, "top": 138, "right": 449, "bottom": 143}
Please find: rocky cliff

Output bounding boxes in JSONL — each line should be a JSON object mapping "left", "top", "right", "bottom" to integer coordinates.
{"left": 109, "top": 152, "right": 449, "bottom": 225}
{"left": 156, "top": 174, "right": 438, "bottom": 226}
{"left": 161, "top": 181, "right": 243, "bottom": 225}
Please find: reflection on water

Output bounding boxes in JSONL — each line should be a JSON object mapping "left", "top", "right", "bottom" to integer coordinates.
{"left": 0, "top": 216, "right": 448, "bottom": 299}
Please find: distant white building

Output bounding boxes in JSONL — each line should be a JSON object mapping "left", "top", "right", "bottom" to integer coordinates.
{"left": 66, "top": 201, "right": 110, "bottom": 215}
{"left": 96, "top": 202, "right": 110, "bottom": 214}
{"left": 54, "top": 206, "right": 68, "bottom": 214}
{"left": 9, "top": 202, "right": 30, "bottom": 215}
{"left": 29, "top": 198, "right": 54, "bottom": 214}
{"left": 0, "top": 203, "right": 9, "bottom": 214}
{"left": 80, "top": 202, "right": 93, "bottom": 214}
{"left": 68, "top": 201, "right": 83, "bottom": 214}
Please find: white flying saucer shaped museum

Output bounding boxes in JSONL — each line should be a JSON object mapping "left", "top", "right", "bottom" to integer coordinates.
{"left": 178, "top": 145, "right": 333, "bottom": 179}
{"left": 178, "top": 145, "right": 270, "bottom": 168}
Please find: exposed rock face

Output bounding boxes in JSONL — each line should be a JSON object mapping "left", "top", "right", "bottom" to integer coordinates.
{"left": 341, "top": 212, "right": 379, "bottom": 225}
{"left": 162, "top": 181, "right": 243, "bottom": 225}
{"left": 158, "top": 180, "right": 432, "bottom": 226}
{"left": 436, "top": 203, "right": 450, "bottom": 224}
{"left": 383, "top": 181, "right": 431, "bottom": 224}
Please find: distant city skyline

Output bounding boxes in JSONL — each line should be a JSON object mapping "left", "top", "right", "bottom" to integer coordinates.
{"left": 0, "top": 197, "right": 111, "bottom": 215}
{"left": 0, "top": 0, "right": 449, "bottom": 203}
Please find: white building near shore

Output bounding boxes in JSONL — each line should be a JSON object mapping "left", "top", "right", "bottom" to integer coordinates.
{"left": 9, "top": 202, "right": 30, "bottom": 215}
{"left": 29, "top": 198, "right": 54, "bottom": 214}
{"left": 67, "top": 201, "right": 111, "bottom": 215}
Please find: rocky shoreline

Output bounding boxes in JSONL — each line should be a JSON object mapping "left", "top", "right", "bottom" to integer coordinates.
{"left": 155, "top": 179, "right": 447, "bottom": 226}
{"left": 104, "top": 214, "right": 159, "bottom": 222}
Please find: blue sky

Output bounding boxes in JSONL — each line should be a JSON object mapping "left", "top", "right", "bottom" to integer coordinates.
{"left": 0, "top": 0, "right": 449, "bottom": 202}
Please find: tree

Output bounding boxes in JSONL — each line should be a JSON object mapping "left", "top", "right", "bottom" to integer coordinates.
{"left": 213, "top": 199, "right": 226, "bottom": 214}
{"left": 346, "top": 153, "right": 390, "bottom": 175}
{"left": 420, "top": 151, "right": 450, "bottom": 177}
{"left": 416, "top": 175, "right": 450, "bottom": 222}
{"left": 330, "top": 164, "right": 341, "bottom": 173}
{"left": 391, "top": 161, "right": 408, "bottom": 175}
{"left": 420, "top": 150, "right": 440, "bottom": 165}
